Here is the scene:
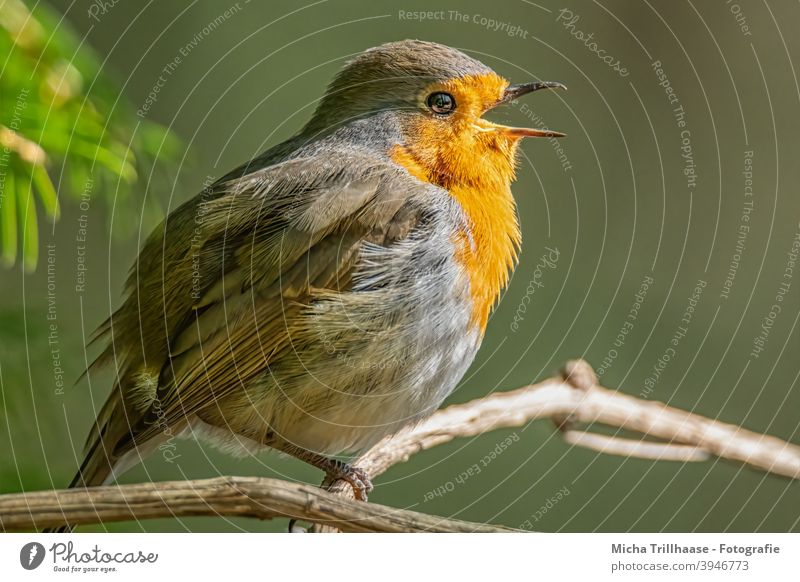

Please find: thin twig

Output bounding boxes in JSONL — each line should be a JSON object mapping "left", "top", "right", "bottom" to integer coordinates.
{"left": 561, "top": 431, "right": 711, "bottom": 462}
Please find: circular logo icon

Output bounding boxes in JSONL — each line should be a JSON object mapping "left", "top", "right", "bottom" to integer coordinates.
{"left": 20, "top": 542, "right": 46, "bottom": 570}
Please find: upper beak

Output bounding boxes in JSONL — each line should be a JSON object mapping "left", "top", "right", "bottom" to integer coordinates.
{"left": 500, "top": 81, "right": 567, "bottom": 104}
{"left": 492, "top": 81, "right": 567, "bottom": 138}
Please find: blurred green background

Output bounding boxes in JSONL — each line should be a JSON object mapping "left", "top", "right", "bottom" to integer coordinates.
{"left": 1, "top": 0, "right": 798, "bottom": 532}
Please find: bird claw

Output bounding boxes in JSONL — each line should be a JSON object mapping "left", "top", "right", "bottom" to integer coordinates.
{"left": 327, "top": 463, "right": 373, "bottom": 501}
{"left": 288, "top": 464, "right": 372, "bottom": 532}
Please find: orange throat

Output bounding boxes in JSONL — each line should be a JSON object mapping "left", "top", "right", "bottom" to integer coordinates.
{"left": 392, "top": 143, "right": 521, "bottom": 333}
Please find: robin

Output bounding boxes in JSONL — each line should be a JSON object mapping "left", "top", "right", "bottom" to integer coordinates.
{"left": 57, "top": 40, "right": 565, "bottom": 527}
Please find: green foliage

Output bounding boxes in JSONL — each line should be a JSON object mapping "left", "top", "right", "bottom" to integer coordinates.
{"left": 0, "top": 0, "right": 179, "bottom": 271}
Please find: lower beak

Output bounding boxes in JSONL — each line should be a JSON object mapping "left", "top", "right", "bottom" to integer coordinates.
{"left": 493, "top": 81, "right": 567, "bottom": 138}
{"left": 502, "top": 126, "right": 566, "bottom": 138}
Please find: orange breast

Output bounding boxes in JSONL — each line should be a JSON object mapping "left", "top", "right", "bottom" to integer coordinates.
{"left": 449, "top": 183, "right": 520, "bottom": 331}
{"left": 391, "top": 145, "right": 520, "bottom": 333}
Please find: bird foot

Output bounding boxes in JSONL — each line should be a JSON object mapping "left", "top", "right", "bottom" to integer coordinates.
{"left": 325, "top": 461, "right": 373, "bottom": 501}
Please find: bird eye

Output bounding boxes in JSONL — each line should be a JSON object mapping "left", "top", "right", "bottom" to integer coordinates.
{"left": 426, "top": 92, "right": 456, "bottom": 115}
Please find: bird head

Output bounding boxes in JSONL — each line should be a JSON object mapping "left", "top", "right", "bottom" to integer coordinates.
{"left": 305, "top": 40, "right": 566, "bottom": 189}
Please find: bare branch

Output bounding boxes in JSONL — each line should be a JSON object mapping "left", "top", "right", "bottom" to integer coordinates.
{"left": 312, "top": 359, "right": 800, "bottom": 531}
{"left": 2, "top": 359, "right": 797, "bottom": 533}
{"left": 326, "top": 360, "right": 799, "bottom": 496}
{"left": 0, "top": 476, "right": 517, "bottom": 532}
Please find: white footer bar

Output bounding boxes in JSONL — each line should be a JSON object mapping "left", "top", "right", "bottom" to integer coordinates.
{"left": 1, "top": 533, "right": 796, "bottom": 580}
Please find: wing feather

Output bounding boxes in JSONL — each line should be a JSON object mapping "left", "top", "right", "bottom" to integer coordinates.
{"left": 97, "top": 150, "right": 428, "bottom": 457}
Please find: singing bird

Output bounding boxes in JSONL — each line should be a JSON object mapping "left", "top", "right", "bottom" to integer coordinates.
{"left": 59, "top": 40, "right": 565, "bottom": 523}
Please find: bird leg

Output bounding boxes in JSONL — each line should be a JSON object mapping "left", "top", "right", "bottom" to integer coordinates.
{"left": 272, "top": 441, "right": 374, "bottom": 501}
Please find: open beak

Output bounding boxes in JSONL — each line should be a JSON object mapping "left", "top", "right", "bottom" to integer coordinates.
{"left": 492, "top": 81, "right": 567, "bottom": 138}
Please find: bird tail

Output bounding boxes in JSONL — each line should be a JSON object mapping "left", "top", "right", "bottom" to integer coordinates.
{"left": 43, "top": 434, "right": 116, "bottom": 533}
